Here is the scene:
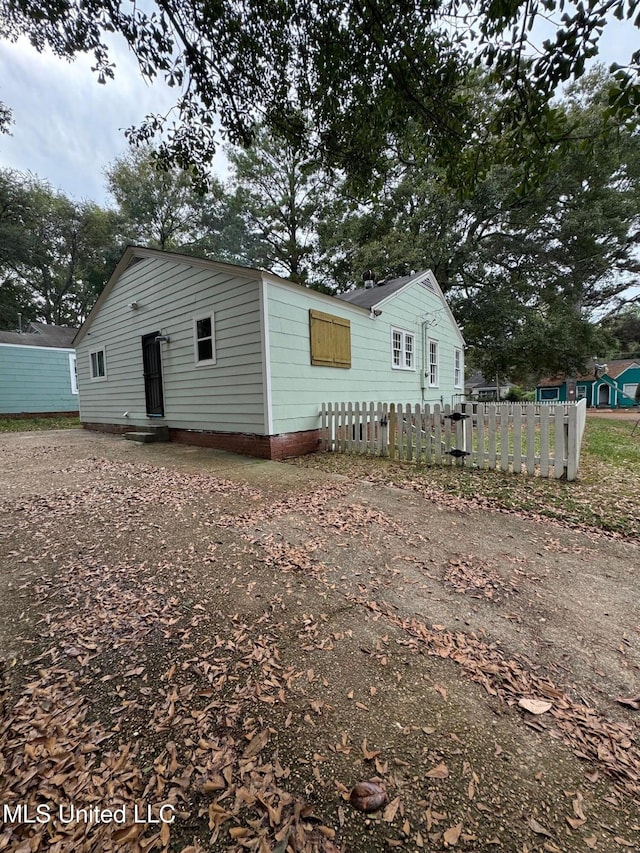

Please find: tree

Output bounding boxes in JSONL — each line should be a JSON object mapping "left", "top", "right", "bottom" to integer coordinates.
{"left": 321, "top": 70, "right": 640, "bottom": 381}
{"left": 0, "top": 101, "right": 11, "bottom": 134}
{"left": 105, "top": 147, "right": 252, "bottom": 263}
{"left": 0, "top": 170, "right": 118, "bottom": 327}
{"left": 601, "top": 305, "right": 640, "bottom": 356}
{"left": 227, "top": 128, "right": 335, "bottom": 286}
{"left": 2, "top": 0, "right": 638, "bottom": 187}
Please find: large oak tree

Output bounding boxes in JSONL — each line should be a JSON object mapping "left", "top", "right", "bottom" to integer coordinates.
{"left": 2, "top": 0, "right": 638, "bottom": 186}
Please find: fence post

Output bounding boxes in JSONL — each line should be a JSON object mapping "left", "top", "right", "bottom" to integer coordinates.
{"left": 389, "top": 403, "right": 396, "bottom": 460}
{"left": 554, "top": 405, "right": 566, "bottom": 479}
{"left": 512, "top": 404, "right": 522, "bottom": 474}
{"left": 500, "top": 405, "right": 510, "bottom": 472}
{"left": 368, "top": 401, "right": 375, "bottom": 455}
{"left": 566, "top": 403, "right": 578, "bottom": 481}
{"left": 321, "top": 402, "right": 328, "bottom": 450}
{"left": 433, "top": 404, "right": 442, "bottom": 464}
{"left": 414, "top": 403, "right": 422, "bottom": 463}
{"left": 525, "top": 404, "right": 536, "bottom": 475}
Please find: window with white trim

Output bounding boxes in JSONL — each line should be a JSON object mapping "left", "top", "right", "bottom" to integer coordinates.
{"left": 194, "top": 314, "right": 216, "bottom": 365}
{"left": 89, "top": 347, "right": 106, "bottom": 380}
{"left": 428, "top": 339, "right": 439, "bottom": 386}
{"left": 576, "top": 385, "right": 587, "bottom": 400}
{"left": 69, "top": 353, "right": 78, "bottom": 394}
{"left": 622, "top": 382, "right": 640, "bottom": 401}
{"left": 454, "top": 348, "right": 462, "bottom": 388}
{"left": 391, "top": 328, "right": 414, "bottom": 370}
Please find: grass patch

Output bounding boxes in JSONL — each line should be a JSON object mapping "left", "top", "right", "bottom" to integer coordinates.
{"left": 0, "top": 416, "right": 81, "bottom": 432}
{"left": 289, "top": 416, "right": 640, "bottom": 539}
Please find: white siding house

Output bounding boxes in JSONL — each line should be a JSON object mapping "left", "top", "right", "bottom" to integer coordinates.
{"left": 74, "top": 247, "right": 465, "bottom": 458}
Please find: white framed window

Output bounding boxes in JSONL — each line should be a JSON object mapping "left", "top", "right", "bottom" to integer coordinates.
{"left": 69, "top": 353, "right": 78, "bottom": 394}
{"left": 193, "top": 314, "right": 216, "bottom": 365}
{"left": 576, "top": 385, "right": 587, "bottom": 400}
{"left": 89, "top": 347, "right": 107, "bottom": 381}
{"left": 391, "top": 328, "right": 415, "bottom": 370}
{"left": 622, "top": 382, "right": 640, "bottom": 401}
{"left": 428, "top": 339, "right": 439, "bottom": 386}
{"left": 454, "top": 348, "right": 462, "bottom": 388}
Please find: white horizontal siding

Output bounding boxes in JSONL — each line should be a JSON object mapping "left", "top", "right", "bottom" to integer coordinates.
{"left": 76, "top": 257, "right": 266, "bottom": 432}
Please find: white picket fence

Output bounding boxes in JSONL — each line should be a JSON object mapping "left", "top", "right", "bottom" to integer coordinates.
{"left": 320, "top": 399, "right": 587, "bottom": 480}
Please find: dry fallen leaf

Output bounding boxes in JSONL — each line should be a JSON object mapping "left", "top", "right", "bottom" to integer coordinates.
{"left": 425, "top": 762, "right": 449, "bottom": 779}
{"left": 362, "top": 737, "right": 381, "bottom": 760}
{"left": 443, "top": 823, "right": 463, "bottom": 846}
{"left": 519, "top": 697, "right": 553, "bottom": 715}
{"left": 242, "top": 728, "right": 271, "bottom": 758}
{"left": 616, "top": 695, "right": 640, "bottom": 710}
{"left": 529, "top": 817, "right": 553, "bottom": 837}
{"left": 382, "top": 795, "right": 401, "bottom": 823}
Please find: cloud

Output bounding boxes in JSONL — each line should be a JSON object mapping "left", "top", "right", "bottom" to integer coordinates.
{"left": 0, "top": 35, "right": 225, "bottom": 205}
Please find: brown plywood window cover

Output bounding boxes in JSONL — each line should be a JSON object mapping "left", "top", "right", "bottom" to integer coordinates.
{"left": 309, "top": 309, "right": 351, "bottom": 368}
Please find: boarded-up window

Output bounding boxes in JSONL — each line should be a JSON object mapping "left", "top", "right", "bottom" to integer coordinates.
{"left": 309, "top": 310, "right": 351, "bottom": 368}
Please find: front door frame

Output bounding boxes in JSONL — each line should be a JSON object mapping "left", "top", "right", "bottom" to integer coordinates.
{"left": 597, "top": 382, "right": 610, "bottom": 408}
{"left": 142, "top": 332, "right": 165, "bottom": 417}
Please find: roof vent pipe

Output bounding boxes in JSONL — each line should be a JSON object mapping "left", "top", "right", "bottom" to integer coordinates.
{"left": 363, "top": 270, "right": 375, "bottom": 289}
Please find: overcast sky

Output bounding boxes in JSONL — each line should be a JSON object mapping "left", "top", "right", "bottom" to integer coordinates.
{"left": 0, "top": 34, "right": 228, "bottom": 206}
{"left": 0, "top": 17, "right": 638, "bottom": 208}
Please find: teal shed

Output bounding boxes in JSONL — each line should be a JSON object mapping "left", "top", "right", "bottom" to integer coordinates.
{"left": 536, "top": 359, "right": 640, "bottom": 408}
{"left": 74, "top": 246, "right": 465, "bottom": 459}
{"left": 0, "top": 322, "right": 78, "bottom": 416}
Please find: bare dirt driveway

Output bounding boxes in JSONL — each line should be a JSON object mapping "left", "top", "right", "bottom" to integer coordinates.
{"left": 0, "top": 429, "right": 639, "bottom": 853}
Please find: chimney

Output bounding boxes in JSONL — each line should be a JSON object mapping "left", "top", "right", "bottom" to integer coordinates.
{"left": 363, "top": 269, "right": 375, "bottom": 289}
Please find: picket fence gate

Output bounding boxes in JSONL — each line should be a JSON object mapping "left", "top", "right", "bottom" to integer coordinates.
{"left": 320, "top": 399, "right": 587, "bottom": 480}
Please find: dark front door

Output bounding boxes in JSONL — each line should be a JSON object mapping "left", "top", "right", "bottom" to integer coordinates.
{"left": 142, "top": 332, "right": 164, "bottom": 416}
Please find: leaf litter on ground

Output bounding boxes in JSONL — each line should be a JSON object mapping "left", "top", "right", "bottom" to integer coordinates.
{"left": 1, "top": 446, "right": 639, "bottom": 852}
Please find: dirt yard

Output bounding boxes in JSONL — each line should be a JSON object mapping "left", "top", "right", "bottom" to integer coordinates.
{"left": 0, "top": 429, "right": 639, "bottom": 853}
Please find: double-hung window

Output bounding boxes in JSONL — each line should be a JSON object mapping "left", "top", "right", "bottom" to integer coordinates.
{"left": 194, "top": 314, "right": 216, "bottom": 365}
{"left": 69, "top": 353, "right": 78, "bottom": 394}
{"left": 428, "top": 339, "right": 439, "bottom": 386}
{"left": 454, "top": 348, "right": 462, "bottom": 388}
{"left": 89, "top": 347, "right": 106, "bottom": 380}
{"left": 391, "top": 328, "right": 415, "bottom": 370}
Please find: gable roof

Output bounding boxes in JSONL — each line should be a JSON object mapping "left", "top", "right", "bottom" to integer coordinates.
{"left": 336, "top": 269, "right": 464, "bottom": 344}
{"left": 74, "top": 246, "right": 464, "bottom": 347}
{"left": 336, "top": 273, "right": 426, "bottom": 308}
{"left": 0, "top": 323, "right": 77, "bottom": 348}
{"left": 537, "top": 359, "right": 640, "bottom": 387}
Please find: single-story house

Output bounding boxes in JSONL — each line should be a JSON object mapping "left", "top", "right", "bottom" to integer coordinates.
{"left": 464, "top": 371, "right": 515, "bottom": 401}
{"left": 73, "top": 246, "right": 465, "bottom": 459}
{"left": 0, "top": 321, "right": 78, "bottom": 416}
{"left": 536, "top": 360, "right": 640, "bottom": 408}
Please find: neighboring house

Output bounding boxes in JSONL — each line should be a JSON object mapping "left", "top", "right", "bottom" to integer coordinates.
{"left": 536, "top": 360, "right": 640, "bottom": 408}
{"left": 464, "top": 371, "right": 515, "bottom": 401}
{"left": 0, "top": 322, "right": 78, "bottom": 416}
{"left": 73, "top": 246, "right": 465, "bottom": 459}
